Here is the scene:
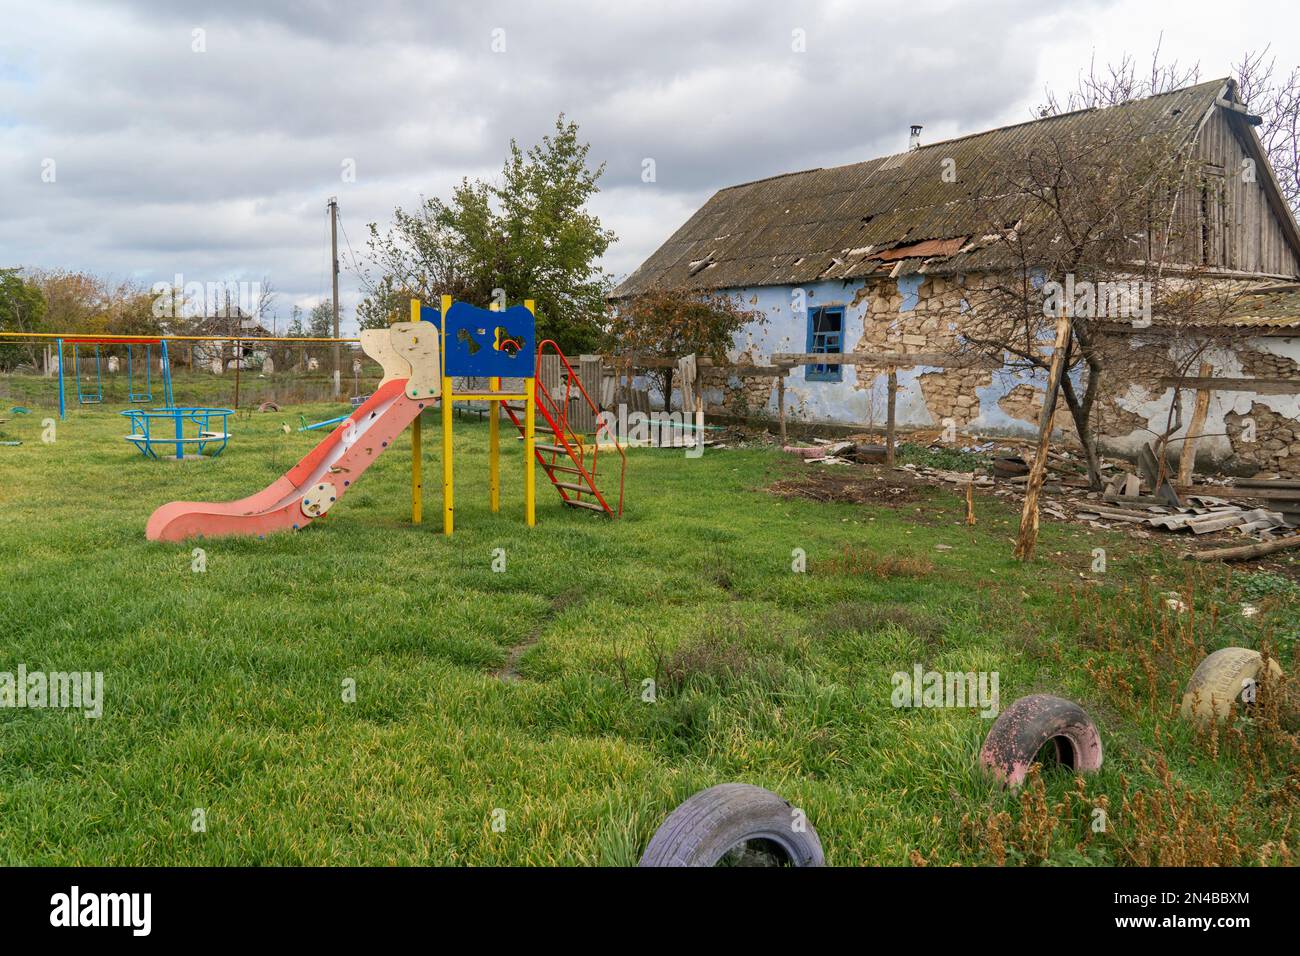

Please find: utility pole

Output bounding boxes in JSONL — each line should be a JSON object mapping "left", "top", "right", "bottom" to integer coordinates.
{"left": 328, "top": 196, "right": 341, "bottom": 399}
{"left": 230, "top": 288, "right": 241, "bottom": 408}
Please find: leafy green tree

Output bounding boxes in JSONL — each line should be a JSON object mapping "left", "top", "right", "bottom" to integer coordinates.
{"left": 308, "top": 301, "right": 334, "bottom": 338}
{"left": 610, "top": 289, "right": 765, "bottom": 410}
{"left": 359, "top": 115, "right": 615, "bottom": 351}
{"left": 104, "top": 280, "right": 166, "bottom": 338}
{"left": 286, "top": 306, "right": 305, "bottom": 338}
{"left": 0, "top": 268, "right": 48, "bottom": 371}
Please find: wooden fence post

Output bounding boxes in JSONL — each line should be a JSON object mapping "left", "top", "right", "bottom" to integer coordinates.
{"left": 885, "top": 367, "right": 898, "bottom": 466}
{"left": 777, "top": 375, "right": 787, "bottom": 446}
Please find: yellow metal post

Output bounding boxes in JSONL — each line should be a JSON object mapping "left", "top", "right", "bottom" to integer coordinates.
{"left": 441, "top": 294, "right": 454, "bottom": 536}
{"left": 524, "top": 298, "right": 536, "bottom": 527}
{"left": 411, "top": 415, "right": 422, "bottom": 524}
{"left": 489, "top": 375, "right": 500, "bottom": 512}
{"left": 488, "top": 300, "right": 500, "bottom": 513}
{"left": 410, "top": 299, "right": 422, "bottom": 525}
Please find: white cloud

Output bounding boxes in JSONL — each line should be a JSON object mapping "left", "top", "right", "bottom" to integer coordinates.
{"left": 0, "top": 0, "right": 1294, "bottom": 334}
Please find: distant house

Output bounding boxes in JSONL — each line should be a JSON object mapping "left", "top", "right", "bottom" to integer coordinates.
{"left": 187, "top": 308, "right": 274, "bottom": 371}
{"left": 616, "top": 79, "right": 1300, "bottom": 477}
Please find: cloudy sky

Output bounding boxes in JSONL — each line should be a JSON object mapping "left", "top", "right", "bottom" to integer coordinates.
{"left": 0, "top": 0, "right": 1294, "bottom": 333}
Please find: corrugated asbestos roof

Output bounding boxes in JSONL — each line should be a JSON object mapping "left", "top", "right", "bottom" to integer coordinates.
{"left": 1222, "top": 286, "right": 1300, "bottom": 329}
{"left": 614, "top": 80, "right": 1231, "bottom": 297}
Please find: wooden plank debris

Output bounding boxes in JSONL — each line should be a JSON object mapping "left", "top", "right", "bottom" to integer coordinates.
{"left": 1182, "top": 534, "right": 1300, "bottom": 562}
{"left": 1158, "top": 376, "right": 1300, "bottom": 395}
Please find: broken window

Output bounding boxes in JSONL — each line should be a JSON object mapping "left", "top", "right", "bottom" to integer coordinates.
{"left": 806, "top": 305, "right": 844, "bottom": 382}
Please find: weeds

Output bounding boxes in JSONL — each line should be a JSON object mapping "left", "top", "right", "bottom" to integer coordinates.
{"left": 896, "top": 442, "right": 988, "bottom": 472}
{"left": 815, "top": 544, "right": 933, "bottom": 579}
{"left": 960, "top": 771, "right": 1106, "bottom": 866}
{"left": 955, "top": 570, "right": 1298, "bottom": 867}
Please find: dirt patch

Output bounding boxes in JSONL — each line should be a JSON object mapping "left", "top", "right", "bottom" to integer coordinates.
{"left": 496, "top": 589, "right": 581, "bottom": 682}
{"left": 768, "top": 467, "right": 932, "bottom": 505}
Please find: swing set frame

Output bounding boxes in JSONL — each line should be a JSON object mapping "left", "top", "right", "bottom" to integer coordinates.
{"left": 56, "top": 336, "right": 174, "bottom": 418}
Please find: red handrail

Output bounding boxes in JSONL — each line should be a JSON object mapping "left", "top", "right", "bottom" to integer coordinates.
{"left": 534, "top": 340, "right": 626, "bottom": 517}
{"left": 64, "top": 336, "right": 164, "bottom": 345}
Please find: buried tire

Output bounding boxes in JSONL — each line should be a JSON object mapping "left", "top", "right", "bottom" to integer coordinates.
{"left": 1180, "top": 647, "right": 1283, "bottom": 722}
{"left": 979, "top": 694, "right": 1102, "bottom": 788}
{"left": 639, "top": 783, "right": 824, "bottom": 867}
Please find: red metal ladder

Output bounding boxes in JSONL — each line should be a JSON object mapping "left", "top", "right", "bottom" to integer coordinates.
{"left": 501, "top": 340, "right": 625, "bottom": 517}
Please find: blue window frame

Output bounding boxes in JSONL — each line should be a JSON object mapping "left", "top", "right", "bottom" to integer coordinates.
{"left": 806, "top": 305, "right": 844, "bottom": 382}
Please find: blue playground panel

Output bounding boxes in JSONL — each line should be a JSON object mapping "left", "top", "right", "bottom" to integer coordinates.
{"left": 121, "top": 407, "right": 233, "bottom": 460}
{"left": 442, "top": 302, "right": 535, "bottom": 379}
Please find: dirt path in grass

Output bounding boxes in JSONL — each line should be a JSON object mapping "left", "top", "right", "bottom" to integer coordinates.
{"left": 495, "top": 590, "right": 579, "bottom": 682}
{"left": 768, "top": 466, "right": 932, "bottom": 505}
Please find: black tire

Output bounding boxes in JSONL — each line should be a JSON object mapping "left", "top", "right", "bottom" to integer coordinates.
{"left": 992, "top": 456, "right": 1029, "bottom": 477}
{"left": 979, "top": 694, "right": 1103, "bottom": 788}
{"left": 638, "top": 783, "right": 824, "bottom": 867}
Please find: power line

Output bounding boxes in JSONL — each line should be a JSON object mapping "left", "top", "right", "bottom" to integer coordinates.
{"left": 336, "top": 210, "right": 376, "bottom": 296}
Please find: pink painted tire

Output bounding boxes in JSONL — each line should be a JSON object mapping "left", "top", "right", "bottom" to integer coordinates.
{"left": 979, "top": 694, "right": 1102, "bottom": 788}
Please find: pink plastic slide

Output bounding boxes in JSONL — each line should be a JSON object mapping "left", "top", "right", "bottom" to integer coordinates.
{"left": 145, "top": 379, "right": 429, "bottom": 542}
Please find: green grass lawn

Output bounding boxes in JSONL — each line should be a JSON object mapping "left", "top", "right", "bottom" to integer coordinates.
{"left": 0, "top": 394, "right": 1295, "bottom": 865}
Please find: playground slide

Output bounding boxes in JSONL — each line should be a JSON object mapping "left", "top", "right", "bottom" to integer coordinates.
{"left": 145, "top": 322, "right": 441, "bottom": 542}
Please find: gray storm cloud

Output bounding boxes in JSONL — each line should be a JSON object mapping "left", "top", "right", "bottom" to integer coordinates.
{"left": 2, "top": 0, "right": 1109, "bottom": 330}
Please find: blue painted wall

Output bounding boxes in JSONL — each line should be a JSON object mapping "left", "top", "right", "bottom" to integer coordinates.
{"left": 637, "top": 276, "right": 1300, "bottom": 469}
{"left": 651, "top": 277, "right": 1048, "bottom": 435}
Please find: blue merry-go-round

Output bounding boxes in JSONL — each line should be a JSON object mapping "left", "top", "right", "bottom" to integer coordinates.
{"left": 120, "top": 406, "right": 233, "bottom": 460}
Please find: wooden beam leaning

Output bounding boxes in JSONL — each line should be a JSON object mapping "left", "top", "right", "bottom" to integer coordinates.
{"left": 1014, "top": 313, "right": 1073, "bottom": 562}
{"left": 1177, "top": 362, "right": 1215, "bottom": 488}
{"left": 606, "top": 351, "right": 999, "bottom": 374}
{"left": 614, "top": 354, "right": 788, "bottom": 376}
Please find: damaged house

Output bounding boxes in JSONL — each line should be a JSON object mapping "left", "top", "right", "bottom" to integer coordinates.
{"left": 615, "top": 79, "right": 1300, "bottom": 477}
{"left": 187, "top": 307, "right": 274, "bottom": 372}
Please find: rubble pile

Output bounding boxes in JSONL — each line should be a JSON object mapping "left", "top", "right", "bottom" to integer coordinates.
{"left": 782, "top": 434, "right": 1300, "bottom": 544}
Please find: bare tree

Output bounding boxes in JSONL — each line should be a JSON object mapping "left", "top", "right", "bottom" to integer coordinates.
{"left": 960, "top": 46, "right": 1287, "bottom": 494}
{"left": 251, "top": 276, "right": 277, "bottom": 328}
{"left": 1115, "top": 280, "right": 1257, "bottom": 484}
{"left": 959, "top": 109, "right": 1194, "bottom": 488}
{"left": 1234, "top": 46, "right": 1300, "bottom": 215}
{"left": 1044, "top": 41, "right": 1300, "bottom": 218}
{"left": 1038, "top": 37, "right": 1200, "bottom": 115}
